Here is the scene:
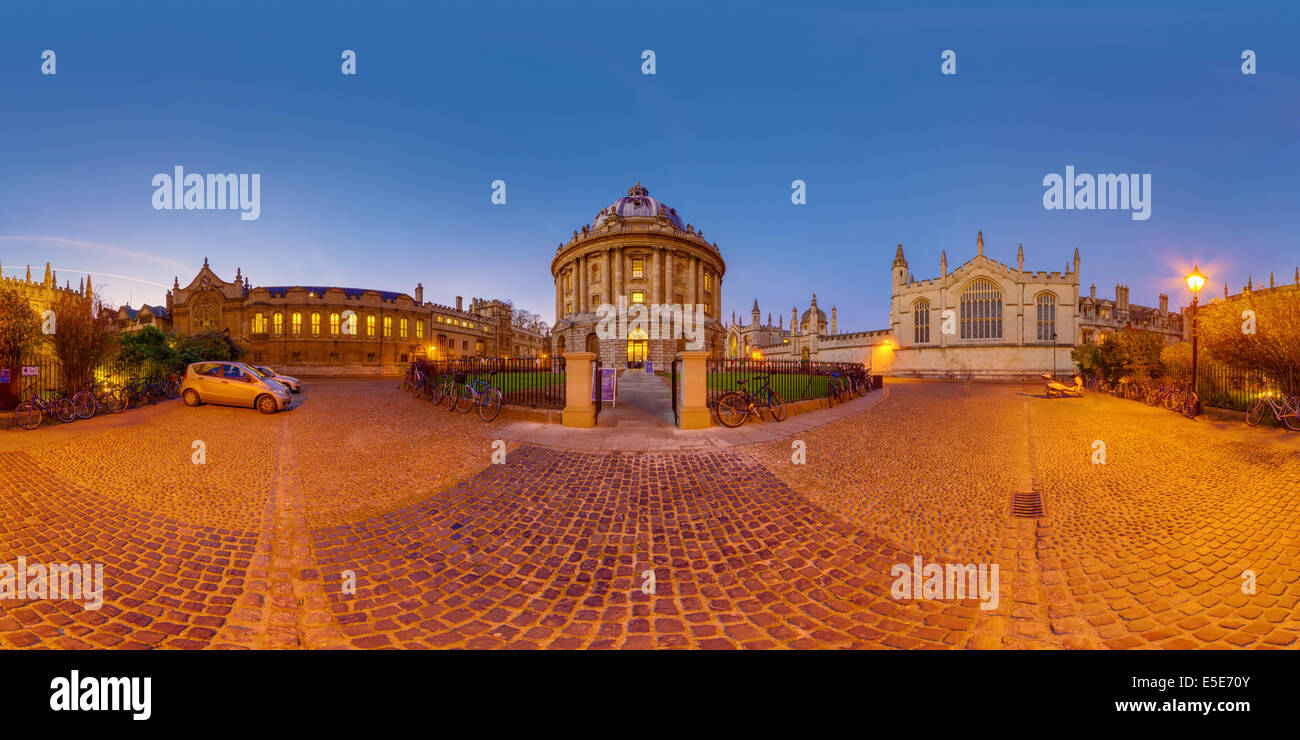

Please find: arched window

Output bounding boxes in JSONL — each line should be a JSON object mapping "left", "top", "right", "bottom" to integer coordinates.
{"left": 329, "top": 312, "right": 341, "bottom": 335}
{"left": 292, "top": 312, "right": 302, "bottom": 335}
{"left": 1036, "top": 292, "right": 1057, "bottom": 341}
{"left": 252, "top": 312, "right": 266, "bottom": 333}
{"left": 383, "top": 316, "right": 392, "bottom": 338}
{"left": 913, "top": 299, "right": 930, "bottom": 344}
{"left": 272, "top": 312, "right": 283, "bottom": 335}
{"left": 400, "top": 317, "right": 408, "bottom": 338}
{"left": 311, "top": 313, "right": 320, "bottom": 335}
{"left": 366, "top": 315, "right": 376, "bottom": 337}
{"left": 415, "top": 319, "right": 424, "bottom": 339}
{"left": 960, "top": 279, "right": 1003, "bottom": 339}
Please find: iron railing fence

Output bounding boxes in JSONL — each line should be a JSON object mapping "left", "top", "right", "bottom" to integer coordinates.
{"left": 705, "top": 357, "right": 869, "bottom": 410}
{"left": 413, "top": 357, "right": 566, "bottom": 409}
{"left": 1, "top": 350, "right": 138, "bottom": 410}
{"left": 1196, "top": 359, "right": 1281, "bottom": 412}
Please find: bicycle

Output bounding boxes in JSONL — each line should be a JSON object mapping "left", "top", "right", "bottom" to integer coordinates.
{"left": 715, "top": 374, "right": 786, "bottom": 428}
{"left": 826, "top": 372, "right": 849, "bottom": 405}
{"left": 1246, "top": 392, "right": 1300, "bottom": 431}
{"left": 452, "top": 370, "right": 504, "bottom": 421}
{"left": 71, "top": 383, "right": 127, "bottom": 419}
{"left": 13, "top": 387, "right": 77, "bottom": 429}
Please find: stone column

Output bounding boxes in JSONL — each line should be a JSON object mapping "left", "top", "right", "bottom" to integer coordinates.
{"left": 688, "top": 256, "right": 698, "bottom": 311}
{"left": 575, "top": 255, "right": 585, "bottom": 314}
{"left": 555, "top": 271, "right": 562, "bottom": 321}
{"left": 665, "top": 250, "right": 675, "bottom": 305}
{"left": 603, "top": 248, "right": 611, "bottom": 306}
{"left": 561, "top": 351, "right": 597, "bottom": 428}
{"left": 613, "top": 246, "right": 623, "bottom": 304}
{"left": 651, "top": 249, "right": 661, "bottom": 306}
{"left": 677, "top": 350, "right": 711, "bottom": 429}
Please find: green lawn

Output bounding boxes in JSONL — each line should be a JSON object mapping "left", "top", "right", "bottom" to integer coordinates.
{"left": 707, "top": 372, "right": 828, "bottom": 401}
{"left": 478, "top": 371, "right": 565, "bottom": 393}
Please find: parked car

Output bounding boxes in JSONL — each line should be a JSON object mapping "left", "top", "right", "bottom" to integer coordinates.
{"left": 180, "top": 361, "right": 292, "bottom": 414}
{"left": 253, "top": 365, "right": 301, "bottom": 393}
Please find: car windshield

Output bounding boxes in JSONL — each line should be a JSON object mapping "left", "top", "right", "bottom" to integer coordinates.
{"left": 253, "top": 367, "right": 275, "bottom": 377}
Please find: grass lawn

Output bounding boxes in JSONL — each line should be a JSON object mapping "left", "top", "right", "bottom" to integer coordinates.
{"left": 707, "top": 372, "right": 828, "bottom": 401}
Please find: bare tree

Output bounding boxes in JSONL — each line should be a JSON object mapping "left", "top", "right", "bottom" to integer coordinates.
{"left": 0, "top": 284, "right": 42, "bottom": 408}
{"left": 47, "top": 289, "right": 117, "bottom": 392}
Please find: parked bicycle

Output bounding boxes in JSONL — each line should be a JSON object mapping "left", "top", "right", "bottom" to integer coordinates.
{"left": 13, "top": 386, "right": 77, "bottom": 429}
{"left": 71, "top": 383, "right": 127, "bottom": 419}
{"left": 452, "top": 370, "right": 504, "bottom": 421}
{"left": 715, "top": 374, "right": 786, "bottom": 427}
{"left": 1246, "top": 392, "right": 1300, "bottom": 431}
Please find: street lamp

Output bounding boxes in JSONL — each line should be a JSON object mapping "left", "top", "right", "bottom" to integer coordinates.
{"left": 1186, "top": 265, "right": 1206, "bottom": 397}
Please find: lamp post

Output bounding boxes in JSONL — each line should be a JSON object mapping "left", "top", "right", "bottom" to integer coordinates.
{"left": 1186, "top": 266, "right": 1206, "bottom": 395}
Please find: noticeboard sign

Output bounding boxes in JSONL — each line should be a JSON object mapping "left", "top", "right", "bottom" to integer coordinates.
{"left": 21, "top": 366, "right": 39, "bottom": 377}
{"left": 594, "top": 367, "right": 617, "bottom": 404}
{"left": 644, "top": 361, "right": 653, "bottom": 374}
{"left": 0, "top": 369, "right": 9, "bottom": 384}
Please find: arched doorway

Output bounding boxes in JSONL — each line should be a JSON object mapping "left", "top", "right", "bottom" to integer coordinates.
{"left": 627, "top": 327, "right": 648, "bottom": 367}
{"left": 585, "top": 332, "right": 600, "bottom": 354}
{"left": 555, "top": 335, "right": 566, "bottom": 357}
{"left": 801, "top": 346, "right": 810, "bottom": 362}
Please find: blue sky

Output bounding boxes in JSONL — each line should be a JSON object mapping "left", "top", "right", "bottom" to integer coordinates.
{"left": 1, "top": 0, "right": 1297, "bottom": 332}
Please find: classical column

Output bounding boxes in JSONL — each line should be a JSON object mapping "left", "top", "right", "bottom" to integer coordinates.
{"left": 603, "top": 248, "right": 611, "bottom": 306}
{"left": 555, "top": 271, "right": 562, "bottom": 321}
{"left": 665, "top": 250, "right": 675, "bottom": 305}
{"left": 650, "top": 249, "right": 661, "bottom": 305}
{"left": 687, "top": 256, "right": 698, "bottom": 310}
{"left": 613, "top": 246, "right": 623, "bottom": 304}
{"left": 575, "top": 255, "right": 584, "bottom": 314}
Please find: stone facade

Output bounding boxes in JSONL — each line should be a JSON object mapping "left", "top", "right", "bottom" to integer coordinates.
{"left": 167, "top": 259, "right": 502, "bottom": 376}
{"left": 550, "top": 183, "right": 726, "bottom": 368}
{"left": 724, "top": 295, "right": 893, "bottom": 371}
{"left": 0, "top": 260, "right": 92, "bottom": 318}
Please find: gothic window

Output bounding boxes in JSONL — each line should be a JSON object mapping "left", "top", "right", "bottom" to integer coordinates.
{"left": 292, "top": 313, "right": 302, "bottom": 335}
{"left": 416, "top": 319, "right": 424, "bottom": 339}
{"left": 329, "top": 312, "right": 341, "bottom": 335}
{"left": 913, "top": 299, "right": 931, "bottom": 344}
{"left": 366, "top": 315, "right": 376, "bottom": 337}
{"left": 252, "top": 312, "right": 267, "bottom": 333}
{"left": 1036, "top": 292, "right": 1058, "bottom": 341}
{"left": 311, "top": 312, "right": 320, "bottom": 335}
{"left": 192, "top": 292, "right": 222, "bottom": 330}
{"left": 960, "top": 279, "right": 1003, "bottom": 339}
{"left": 400, "top": 317, "right": 408, "bottom": 338}
{"left": 384, "top": 316, "right": 392, "bottom": 338}
{"left": 272, "top": 312, "right": 283, "bottom": 334}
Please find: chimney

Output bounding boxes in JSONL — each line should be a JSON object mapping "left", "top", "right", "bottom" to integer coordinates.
{"left": 1159, "top": 293, "right": 1168, "bottom": 313}
{"left": 456, "top": 296, "right": 463, "bottom": 311}
{"left": 831, "top": 306, "right": 838, "bottom": 334}
{"left": 415, "top": 282, "right": 424, "bottom": 304}
{"left": 1089, "top": 282, "right": 1095, "bottom": 299}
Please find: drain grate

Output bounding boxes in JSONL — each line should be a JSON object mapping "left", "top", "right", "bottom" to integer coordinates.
{"left": 1011, "top": 491, "right": 1045, "bottom": 518}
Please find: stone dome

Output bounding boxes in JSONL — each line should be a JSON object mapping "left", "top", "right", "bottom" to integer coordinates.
{"left": 591, "top": 182, "right": 685, "bottom": 231}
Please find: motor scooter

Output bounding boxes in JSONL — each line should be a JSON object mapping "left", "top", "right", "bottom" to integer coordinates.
{"left": 1042, "top": 373, "right": 1085, "bottom": 398}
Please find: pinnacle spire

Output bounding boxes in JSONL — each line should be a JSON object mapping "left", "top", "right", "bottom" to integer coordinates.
{"left": 976, "top": 230, "right": 984, "bottom": 257}
{"left": 892, "top": 244, "right": 907, "bottom": 268}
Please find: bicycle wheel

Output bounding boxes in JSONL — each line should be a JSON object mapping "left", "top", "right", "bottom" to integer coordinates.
{"left": 454, "top": 384, "right": 475, "bottom": 413}
{"left": 445, "top": 383, "right": 459, "bottom": 411}
{"left": 715, "top": 392, "right": 749, "bottom": 428}
{"left": 164, "top": 381, "right": 180, "bottom": 399}
{"left": 766, "top": 390, "right": 786, "bottom": 422}
{"left": 72, "top": 391, "right": 96, "bottom": 419}
{"left": 430, "top": 379, "right": 445, "bottom": 404}
{"left": 1283, "top": 411, "right": 1300, "bottom": 431}
{"left": 478, "top": 387, "right": 503, "bottom": 422}
{"left": 106, "top": 391, "right": 127, "bottom": 414}
{"left": 14, "top": 402, "right": 42, "bottom": 430}
{"left": 1182, "top": 392, "right": 1199, "bottom": 420}
{"left": 54, "top": 398, "right": 77, "bottom": 423}
{"left": 1246, "top": 398, "right": 1266, "bottom": 426}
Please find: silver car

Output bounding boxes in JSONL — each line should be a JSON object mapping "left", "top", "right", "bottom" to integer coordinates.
{"left": 180, "top": 361, "right": 292, "bottom": 414}
{"left": 253, "top": 365, "right": 301, "bottom": 393}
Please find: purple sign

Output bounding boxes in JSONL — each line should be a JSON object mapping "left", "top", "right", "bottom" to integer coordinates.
{"left": 0, "top": 369, "right": 9, "bottom": 384}
{"left": 21, "top": 366, "right": 38, "bottom": 377}
{"left": 644, "top": 361, "right": 654, "bottom": 374}
{"left": 594, "top": 367, "right": 617, "bottom": 403}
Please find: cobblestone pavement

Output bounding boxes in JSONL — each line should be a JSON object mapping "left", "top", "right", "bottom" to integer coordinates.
{"left": 1, "top": 378, "right": 1296, "bottom": 648}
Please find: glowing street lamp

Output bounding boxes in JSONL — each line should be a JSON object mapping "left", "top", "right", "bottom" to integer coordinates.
{"left": 1186, "top": 265, "right": 1206, "bottom": 410}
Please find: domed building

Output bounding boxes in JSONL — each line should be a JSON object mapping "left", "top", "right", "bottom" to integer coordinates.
{"left": 551, "top": 183, "right": 726, "bottom": 367}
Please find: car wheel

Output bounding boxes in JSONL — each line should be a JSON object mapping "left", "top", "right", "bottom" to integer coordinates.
{"left": 183, "top": 389, "right": 202, "bottom": 406}
{"left": 257, "top": 395, "right": 279, "bottom": 414}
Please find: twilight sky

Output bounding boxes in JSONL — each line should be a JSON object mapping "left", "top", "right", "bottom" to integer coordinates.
{"left": 1, "top": 0, "right": 1297, "bottom": 332}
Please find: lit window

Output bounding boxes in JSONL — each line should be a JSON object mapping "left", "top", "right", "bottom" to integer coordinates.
{"left": 632, "top": 291, "right": 644, "bottom": 304}
{"left": 632, "top": 259, "right": 644, "bottom": 278}
{"left": 704, "top": 272, "right": 711, "bottom": 291}
{"left": 400, "top": 317, "right": 408, "bottom": 338}
{"left": 384, "top": 316, "right": 392, "bottom": 338}
{"left": 1036, "top": 293, "right": 1057, "bottom": 341}
{"left": 960, "top": 279, "right": 1003, "bottom": 340}
{"left": 292, "top": 312, "right": 302, "bottom": 335}
{"left": 565, "top": 302, "right": 572, "bottom": 314}
{"left": 272, "top": 312, "right": 283, "bottom": 334}
{"left": 311, "top": 313, "right": 321, "bottom": 335}
{"left": 330, "top": 313, "right": 341, "bottom": 335}
{"left": 252, "top": 312, "right": 266, "bottom": 333}
{"left": 913, "top": 299, "right": 930, "bottom": 344}
{"left": 366, "top": 315, "right": 376, "bottom": 337}
{"left": 704, "top": 303, "right": 710, "bottom": 315}
{"left": 416, "top": 319, "right": 424, "bottom": 339}
{"left": 565, "top": 273, "right": 571, "bottom": 291}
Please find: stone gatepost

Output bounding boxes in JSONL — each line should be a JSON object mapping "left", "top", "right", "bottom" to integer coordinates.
{"left": 677, "top": 350, "right": 711, "bottom": 429}
{"left": 562, "top": 351, "right": 596, "bottom": 428}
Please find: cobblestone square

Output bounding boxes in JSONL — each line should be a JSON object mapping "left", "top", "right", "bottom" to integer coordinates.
{"left": 2, "top": 378, "right": 1296, "bottom": 649}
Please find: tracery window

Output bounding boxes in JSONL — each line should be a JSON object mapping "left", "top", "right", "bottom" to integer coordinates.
{"left": 913, "top": 299, "right": 930, "bottom": 344}
{"left": 960, "top": 279, "right": 1003, "bottom": 340}
{"left": 1036, "top": 293, "right": 1057, "bottom": 341}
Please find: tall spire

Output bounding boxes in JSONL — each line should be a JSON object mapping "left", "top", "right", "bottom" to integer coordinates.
{"left": 940, "top": 250, "right": 947, "bottom": 277}
{"left": 85, "top": 274, "right": 92, "bottom": 296}
{"left": 892, "top": 244, "right": 907, "bottom": 268}
{"left": 976, "top": 230, "right": 984, "bottom": 257}
{"left": 1017, "top": 243, "right": 1024, "bottom": 272}
{"left": 1073, "top": 246, "right": 1080, "bottom": 274}
{"left": 25, "top": 265, "right": 31, "bottom": 282}
{"left": 43, "top": 262, "right": 52, "bottom": 287}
